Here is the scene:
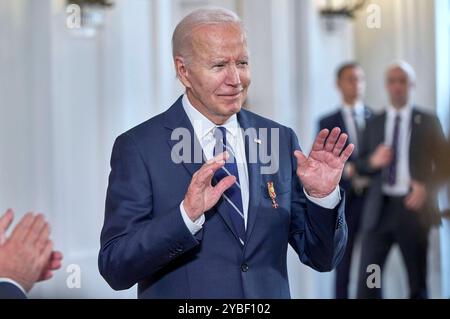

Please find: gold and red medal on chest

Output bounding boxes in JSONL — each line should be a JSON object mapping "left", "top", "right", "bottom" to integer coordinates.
{"left": 267, "top": 182, "right": 279, "bottom": 209}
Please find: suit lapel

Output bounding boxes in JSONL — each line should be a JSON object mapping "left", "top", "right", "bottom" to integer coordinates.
{"left": 164, "top": 96, "right": 242, "bottom": 244}
{"left": 237, "top": 110, "right": 262, "bottom": 243}
{"left": 165, "top": 97, "right": 204, "bottom": 177}
{"left": 364, "top": 105, "right": 373, "bottom": 121}
{"left": 377, "top": 111, "right": 387, "bottom": 144}
{"left": 409, "top": 108, "right": 421, "bottom": 173}
{"left": 336, "top": 110, "right": 347, "bottom": 134}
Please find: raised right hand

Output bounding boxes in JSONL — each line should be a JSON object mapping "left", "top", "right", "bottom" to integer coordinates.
{"left": 369, "top": 144, "right": 393, "bottom": 169}
{"left": 183, "top": 152, "right": 236, "bottom": 222}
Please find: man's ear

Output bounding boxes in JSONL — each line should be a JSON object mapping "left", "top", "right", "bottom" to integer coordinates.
{"left": 175, "top": 56, "right": 191, "bottom": 89}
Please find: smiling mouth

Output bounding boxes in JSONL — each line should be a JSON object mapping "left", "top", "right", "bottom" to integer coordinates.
{"left": 218, "top": 91, "right": 243, "bottom": 98}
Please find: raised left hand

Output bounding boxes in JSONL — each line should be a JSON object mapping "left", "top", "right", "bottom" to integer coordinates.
{"left": 294, "top": 128, "right": 354, "bottom": 198}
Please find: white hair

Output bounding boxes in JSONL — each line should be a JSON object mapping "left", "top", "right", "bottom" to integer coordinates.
{"left": 386, "top": 60, "right": 417, "bottom": 84}
{"left": 172, "top": 7, "right": 246, "bottom": 63}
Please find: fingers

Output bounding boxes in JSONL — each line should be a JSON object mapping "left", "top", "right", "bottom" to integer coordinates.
{"left": 195, "top": 152, "right": 229, "bottom": 186}
{"left": 206, "top": 152, "right": 229, "bottom": 164}
{"left": 0, "top": 209, "right": 14, "bottom": 244}
{"left": 36, "top": 223, "right": 51, "bottom": 253}
{"left": 294, "top": 151, "right": 308, "bottom": 169}
{"left": 404, "top": 185, "right": 420, "bottom": 210}
{"left": 0, "top": 209, "right": 14, "bottom": 233}
{"left": 404, "top": 182, "right": 426, "bottom": 211}
{"left": 48, "top": 254, "right": 63, "bottom": 270}
{"left": 212, "top": 175, "right": 236, "bottom": 198}
{"left": 10, "top": 212, "right": 35, "bottom": 242}
{"left": 311, "top": 129, "right": 330, "bottom": 152}
{"left": 379, "top": 145, "right": 393, "bottom": 160}
{"left": 24, "top": 214, "right": 47, "bottom": 245}
{"left": 340, "top": 144, "right": 355, "bottom": 163}
{"left": 324, "top": 128, "right": 342, "bottom": 152}
{"left": 313, "top": 128, "right": 349, "bottom": 158}
{"left": 39, "top": 270, "right": 54, "bottom": 282}
{"left": 404, "top": 195, "right": 418, "bottom": 210}
{"left": 39, "top": 240, "right": 54, "bottom": 266}
{"left": 51, "top": 251, "right": 64, "bottom": 261}
{"left": 38, "top": 251, "right": 63, "bottom": 282}
{"left": 332, "top": 133, "right": 349, "bottom": 156}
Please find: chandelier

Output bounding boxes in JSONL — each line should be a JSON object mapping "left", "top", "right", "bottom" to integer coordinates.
{"left": 318, "top": 0, "right": 368, "bottom": 31}
{"left": 66, "top": 0, "right": 114, "bottom": 37}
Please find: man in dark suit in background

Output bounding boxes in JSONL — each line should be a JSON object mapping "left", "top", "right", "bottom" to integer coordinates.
{"left": 319, "top": 62, "right": 373, "bottom": 299}
{"left": 443, "top": 136, "right": 450, "bottom": 219}
{"left": 99, "top": 7, "right": 354, "bottom": 299}
{"left": 355, "top": 61, "right": 448, "bottom": 299}
{"left": 0, "top": 209, "right": 63, "bottom": 299}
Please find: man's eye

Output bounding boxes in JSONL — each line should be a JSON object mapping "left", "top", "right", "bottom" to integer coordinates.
{"left": 213, "top": 64, "right": 225, "bottom": 68}
{"left": 238, "top": 61, "right": 249, "bottom": 66}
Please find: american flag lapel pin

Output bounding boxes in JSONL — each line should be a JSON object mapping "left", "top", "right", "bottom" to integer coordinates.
{"left": 267, "top": 181, "right": 279, "bottom": 209}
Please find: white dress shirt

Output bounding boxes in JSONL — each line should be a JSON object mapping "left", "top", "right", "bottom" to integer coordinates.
{"left": 382, "top": 104, "right": 412, "bottom": 196}
{"left": 180, "top": 94, "right": 340, "bottom": 235}
{"left": 341, "top": 101, "right": 366, "bottom": 152}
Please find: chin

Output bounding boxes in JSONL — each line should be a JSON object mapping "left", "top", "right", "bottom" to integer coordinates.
{"left": 223, "top": 103, "right": 242, "bottom": 115}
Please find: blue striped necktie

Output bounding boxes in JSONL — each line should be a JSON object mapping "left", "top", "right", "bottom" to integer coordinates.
{"left": 213, "top": 126, "right": 246, "bottom": 245}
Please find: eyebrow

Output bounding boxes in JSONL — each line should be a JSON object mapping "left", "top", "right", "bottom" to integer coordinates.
{"left": 211, "top": 59, "right": 228, "bottom": 64}
{"left": 210, "top": 56, "right": 249, "bottom": 63}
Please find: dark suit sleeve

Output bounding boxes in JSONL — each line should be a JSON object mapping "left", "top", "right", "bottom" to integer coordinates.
{"left": 98, "top": 133, "right": 200, "bottom": 290}
{"left": 0, "top": 282, "right": 27, "bottom": 299}
{"left": 287, "top": 129, "right": 348, "bottom": 272}
{"left": 427, "top": 116, "right": 449, "bottom": 187}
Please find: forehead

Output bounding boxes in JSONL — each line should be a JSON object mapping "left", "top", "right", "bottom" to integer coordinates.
{"left": 341, "top": 67, "right": 364, "bottom": 78}
{"left": 387, "top": 67, "right": 408, "bottom": 79}
{"left": 190, "top": 24, "right": 248, "bottom": 59}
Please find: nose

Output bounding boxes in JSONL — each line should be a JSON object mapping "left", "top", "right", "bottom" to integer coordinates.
{"left": 225, "top": 64, "right": 241, "bottom": 87}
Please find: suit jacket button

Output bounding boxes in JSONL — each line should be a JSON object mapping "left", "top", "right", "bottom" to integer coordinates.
{"left": 241, "top": 263, "right": 249, "bottom": 272}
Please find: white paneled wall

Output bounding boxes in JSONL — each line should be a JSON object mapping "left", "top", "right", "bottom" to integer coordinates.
{"left": 0, "top": 0, "right": 169, "bottom": 298}
{"left": 435, "top": 0, "right": 450, "bottom": 299}
{"left": 355, "top": 0, "right": 438, "bottom": 112}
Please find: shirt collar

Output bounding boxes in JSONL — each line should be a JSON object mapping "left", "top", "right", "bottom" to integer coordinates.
{"left": 388, "top": 103, "right": 412, "bottom": 119}
{"left": 342, "top": 100, "right": 364, "bottom": 116}
{"left": 182, "top": 94, "right": 240, "bottom": 140}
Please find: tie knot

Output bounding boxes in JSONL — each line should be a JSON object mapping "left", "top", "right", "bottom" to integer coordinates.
{"left": 395, "top": 114, "right": 401, "bottom": 123}
{"left": 214, "top": 127, "right": 227, "bottom": 145}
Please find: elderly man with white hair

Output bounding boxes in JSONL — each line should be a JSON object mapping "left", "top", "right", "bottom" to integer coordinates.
{"left": 355, "top": 61, "right": 448, "bottom": 299}
{"left": 99, "top": 7, "right": 354, "bottom": 299}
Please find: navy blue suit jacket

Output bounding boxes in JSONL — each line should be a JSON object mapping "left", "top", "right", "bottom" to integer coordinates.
{"left": 0, "top": 282, "right": 26, "bottom": 299}
{"left": 99, "top": 96, "right": 348, "bottom": 299}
